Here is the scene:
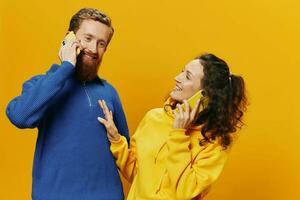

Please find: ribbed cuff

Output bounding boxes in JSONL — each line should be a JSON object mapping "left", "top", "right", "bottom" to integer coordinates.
{"left": 54, "top": 61, "right": 75, "bottom": 82}
{"left": 109, "top": 134, "right": 123, "bottom": 144}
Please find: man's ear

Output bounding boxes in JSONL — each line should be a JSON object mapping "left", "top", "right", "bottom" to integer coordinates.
{"left": 104, "top": 43, "right": 110, "bottom": 52}
{"left": 65, "top": 31, "right": 72, "bottom": 36}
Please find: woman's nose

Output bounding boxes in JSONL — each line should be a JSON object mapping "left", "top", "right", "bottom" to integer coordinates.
{"left": 175, "top": 73, "right": 182, "bottom": 82}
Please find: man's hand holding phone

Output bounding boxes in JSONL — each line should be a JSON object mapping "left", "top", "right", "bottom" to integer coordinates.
{"left": 58, "top": 31, "right": 82, "bottom": 67}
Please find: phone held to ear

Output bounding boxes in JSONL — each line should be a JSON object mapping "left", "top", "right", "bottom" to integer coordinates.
{"left": 177, "top": 90, "right": 209, "bottom": 114}
{"left": 64, "top": 31, "right": 81, "bottom": 55}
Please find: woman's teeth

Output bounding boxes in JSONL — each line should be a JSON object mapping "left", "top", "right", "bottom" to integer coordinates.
{"left": 174, "top": 86, "right": 182, "bottom": 91}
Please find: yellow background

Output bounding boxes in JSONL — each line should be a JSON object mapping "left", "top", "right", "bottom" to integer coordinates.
{"left": 1, "top": 0, "right": 299, "bottom": 199}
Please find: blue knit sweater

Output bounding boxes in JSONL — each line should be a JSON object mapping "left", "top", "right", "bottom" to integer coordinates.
{"left": 6, "top": 61, "right": 129, "bottom": 200}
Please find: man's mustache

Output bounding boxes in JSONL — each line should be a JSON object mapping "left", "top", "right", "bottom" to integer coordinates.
{"left": 80, "top": 49, "right": 99, "bottom": 59}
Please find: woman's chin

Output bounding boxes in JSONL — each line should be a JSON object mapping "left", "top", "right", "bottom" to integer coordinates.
{"left": 170, "top": 91, "right": 180, "bottom": 101}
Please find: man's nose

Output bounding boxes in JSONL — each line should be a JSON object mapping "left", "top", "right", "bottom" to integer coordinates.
{"left": 87, "top": 42, "right": 98, "bottom": 54}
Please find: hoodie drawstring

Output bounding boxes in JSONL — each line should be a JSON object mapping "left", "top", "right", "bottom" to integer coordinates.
{"left": 155, "top": 168, "right": 167, "bottom": 194}
{"left": 154, "top": 141, "right": 167, "bottom": 164}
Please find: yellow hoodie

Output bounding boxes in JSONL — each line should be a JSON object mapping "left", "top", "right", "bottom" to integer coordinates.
{"left": 110, "top": 104, "right": 229, "bottom": 200}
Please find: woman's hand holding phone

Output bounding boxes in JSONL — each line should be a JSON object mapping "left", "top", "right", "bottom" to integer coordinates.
{"left": 173, "top": 99, "right": 201, "bottom": 129}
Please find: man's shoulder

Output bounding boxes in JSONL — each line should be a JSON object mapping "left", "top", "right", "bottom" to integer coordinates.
{"left": 98, "top": 78, "right": 118, "bottom": 93}
{"left": 47, "top": 63, "right": 61, "bottom": 73}
{"left": 25, "top": 64, "right": 60, "bottom": 81}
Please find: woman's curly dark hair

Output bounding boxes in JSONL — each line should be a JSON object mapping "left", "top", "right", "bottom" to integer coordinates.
{"left": 195, "top": 53, "right": 247, "bottom": 149}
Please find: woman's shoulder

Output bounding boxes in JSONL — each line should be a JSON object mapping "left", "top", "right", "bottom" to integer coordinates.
{"left": 137, "top": 108, "right": 165, "bottom": 124}
{"left": 145, "top": 108, "right": 167, "bottom": 119}
{"left": 146, "top": 108, "right": 164, "bottom": 115}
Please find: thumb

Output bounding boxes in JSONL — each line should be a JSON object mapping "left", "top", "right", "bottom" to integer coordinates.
{"left": 97, "top": 117, "right": 107, "bottom": 126}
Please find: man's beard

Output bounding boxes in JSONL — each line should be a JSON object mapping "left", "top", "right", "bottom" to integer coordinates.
{"left": 75, "top": 50, "right": 102, "bottom": 81}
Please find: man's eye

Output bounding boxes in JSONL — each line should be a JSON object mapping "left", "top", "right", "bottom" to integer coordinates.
{"left": 98, "top": 42, "right": 106, "bottom": 48}
{"left": 186, "top": 75, "right": 190, "bottom": 80}
{"left": 85, "top": 37, "right": 91, "bottom": 41}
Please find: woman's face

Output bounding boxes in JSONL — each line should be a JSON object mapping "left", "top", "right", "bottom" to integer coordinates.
{"left": 170, "top": 59, "right": 204, "bottom": 102}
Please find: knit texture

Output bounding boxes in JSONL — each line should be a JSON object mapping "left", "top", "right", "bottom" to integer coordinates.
{"left": 6, "top": 61, "right": 129, "bottom": 200}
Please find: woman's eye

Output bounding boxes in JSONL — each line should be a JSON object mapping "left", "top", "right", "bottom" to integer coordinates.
{"left": 186, "top": 75, "right": 190, "bottom": 80}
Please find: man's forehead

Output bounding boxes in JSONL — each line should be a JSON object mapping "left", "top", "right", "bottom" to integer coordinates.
{"left": 78, "top": 20, "right": 111, "bottom": 40}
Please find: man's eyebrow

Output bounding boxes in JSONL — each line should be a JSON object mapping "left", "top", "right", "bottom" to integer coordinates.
{"left": 83, "top": 33, "right": 94, "bottom": 37}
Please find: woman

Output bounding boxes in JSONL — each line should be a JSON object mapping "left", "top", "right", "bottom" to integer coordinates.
{"left": 98, "top": 53, "right": 247, "bottom": 200}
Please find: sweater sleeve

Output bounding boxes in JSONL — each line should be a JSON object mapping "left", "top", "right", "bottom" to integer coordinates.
{"left": 6, "top": 61, "right": 75, "bottom": 129}
{"left": 166, "top": 129, "right": 228, "bottom": 199}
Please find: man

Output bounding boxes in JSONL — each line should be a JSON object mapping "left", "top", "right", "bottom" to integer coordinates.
{"left": 6, "top": 8, "right": 129, "bottom": 200}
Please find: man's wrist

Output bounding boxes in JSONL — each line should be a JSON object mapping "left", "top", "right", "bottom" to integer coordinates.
{"left": 62, "top": 60, "right": 75, "bottom": 67}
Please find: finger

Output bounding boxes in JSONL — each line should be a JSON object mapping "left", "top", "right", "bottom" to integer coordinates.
{"left": 69, "top": 40, "right": 77, "bottom": 50}
{"left": 110, "top": 110, "right": 114, "bottom": 119}
{"left": 58, "top": 49, "right": 62, "bottom": 61}
{"left": 190, "top": 99, "right": 201, "bottom": 119}
{"left": 177, "top": 104, "right": 183, "bottom": 119}
{"left": 173, "top": 109, "right": 177, "bottom": 116}
{"left": 72, "top": 40, "right": 81, "bottom": 48}
{"left": 99, "top": 100, "right": 111, "bottom": 121}
{"left": 97, "top": 117, "right": 107, "bottom": 126}
{"left": 172, "top": 110, "right": 179, "bottom": 124}
{"left": 102, "top": 100, "right": 111, "bottom": 118}
{"left": 101, "top": 100, "right": 111, "bottom": 120}
{"left": 100, "top": 100, "right": 110, "bottom": 119}
{"left": 183, "top": 100, "right": 190, "bottom": 117}
{"left": 101, "top": 100, "right": 110, "bottom": 119}
{"left": 98, "top": 100, "right": 103, "bottom": 109}
{"left": 75, "top": 39, "right": 83, "bottom": 50}
{"left": 98, "top": 100, "right": 105, "bottom": 116}
{"left": 73, "top": 41, "right": 82, "bottom": 54}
